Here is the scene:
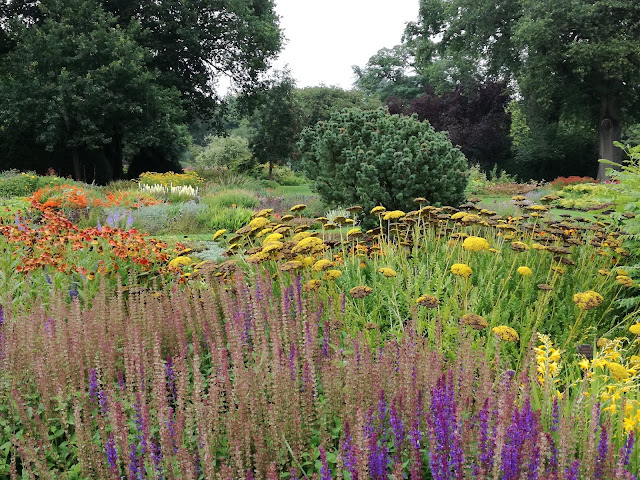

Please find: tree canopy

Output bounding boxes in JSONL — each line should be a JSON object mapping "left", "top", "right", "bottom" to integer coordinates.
{"left": 406, "top": 0, "right": 640, "bottom": 178}
{"left": 0, "top": 0, "right": 282, "bottom": 181}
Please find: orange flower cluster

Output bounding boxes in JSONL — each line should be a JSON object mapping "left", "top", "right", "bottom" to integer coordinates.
{"left": 30, "top": 184, "right": 160, "bottom": 210}
{"left": 1, "top": 208, "right": 174, "bottom": 276}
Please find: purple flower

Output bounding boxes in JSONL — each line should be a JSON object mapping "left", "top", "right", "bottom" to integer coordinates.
{"left": 551, "top": 396, "right": 559, "bottom": 432}
{"left": 89, "top": 368, "right": 98, "bottom": 402}
{"left": 289, "top": 467, "right": 299, "bottom": 480}
{"left": 478, "top": 398, "right": 495, "bottom": 474}
{"left": 166, "top": 356, "right": 177, "bottom": 404}
{"left": 620, "top": 431, "right": 635, "bottom": 467}
{"left": 341, "top": 420, "right": 357, "bottom": 478}
{"left": 247, "top": 469, "right": 255, "bottom": 480}
{"left": 98, "top": 390, "right": 109, "bottom": 416}
{"left": 427, "top": 372, "right": 464, "bottom": 480}
{"left": 501, "top": 397, "right": 539, "bottom": 480}
{"left": 594, "top": 425, "right": 608, "bottom": 480}
{"left": 151, "top": 440, "right": 163, "bottom": 479}
{"left": 44, "top": 317, "right": 55, "bottom": 336}
{"left": 126, "top": 212, "right": 134, "bottom": 229}
{"left": 128, "top": 443, "right": 141, "bottom": 479}
{"left": 565, "top": 460, "right": 580, "bottom": 480}
{"left": 106, "top": 434, "right": 117, "bottom": 471}
{"left": 319, "top": 445, "right": 331, "bottom": 480}
{"left": 389, "top": 399, "right": 405, "bottom": 461}
{"left": 133, "top": 392, "right": 147, "bottom": 455}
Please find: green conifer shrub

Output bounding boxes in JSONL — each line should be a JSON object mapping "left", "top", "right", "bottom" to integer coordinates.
{"left": 299, "top": 108, "right": 468, "bottom": 217}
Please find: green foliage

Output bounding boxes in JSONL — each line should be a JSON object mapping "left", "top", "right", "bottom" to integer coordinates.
{"left": 556, "top": 184, "right": 613, "bottom": 211}
{"left": 252, "top": 163, "right": 308, "bottom": 186}
{"left": 195, "top": 135, "right": 252, "bottom": 171}
{"left": 0, "top": 171, "right": 68, "bottom": 198}
{"left": 465, "top": 164, "right": 518, "bottom": 196}
{"left": 250, "top": 70, "right": 302, "bottom": 175}
{"left": 194, "top": 167, "right": 252, "bottom": 187}
{"left": 299, "top": 108, "right": 468, "bottom": 216}
{"left": 202, "top": 189, "right": 259, "bottom": 210}
{"left": 197, "top": 205, "right": 253, "bottom": 232}
{"left": 295, "top": 86, "right": 381, "bottom": 128}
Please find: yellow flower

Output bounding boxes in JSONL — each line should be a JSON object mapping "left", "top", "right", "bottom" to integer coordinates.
{"left": 462, "top": 236, "right": 490, "bottom": 252}
{"left": 263, "top": 233, "right": 283, "bottom": 244}
{"left": 280, "top": 260, "right": 304, "bottom": 271}
{"left": 248, "top": 252, "right": 269, "bottom": 263}
{"left": 248, "top": 217, "right": 270, "bottom": 230}
{"left": 607, "top": 362, "right": 629, "bottom": 381}
{"left": 623, "top": 415, "right": 637, "bottom": 433}
{"left": 616, "top": 275, "right": 634, "bottom": 287}
{"left": 312, "top": 259, "right": 335, "bottom": 272}
{"left": 302, "top": 256, "right": 314, "bottom": 267}
{"left": 292, "top": 231, "right": 313, "bottom": 243}
{"left": 629, "top": 324, "right": 640, "bottom": 335}
{"left": 262, "top": 242, "right": 284, "bottom": 254}
{"left": 290, "top": 204, "right": 307, "bottom": 212}
{"left": 378, "top": 267, "right": 398, "bottom": 278}
{"left": 293, "top": 236, "right": 323, "bottom": 253}
{"left": 303, "top": 279, "right": 322, "bottom": 291}
{"left": 631, "top": 355, "right": 640, "bottom": 366}
{"left": 451, "top": 263, "right": 472, "bottom": 278}
{"left": 451, "top": 212, "right": 466, "bottom": 220}
{"left": 383, "top": 210, "right": 406, "bottom": 221}
{"left": 370, "top": 206, "right": 386, "bottom": 215}
{"left": 532, "top": 243, "right": 546, "bottom": 251}
{"left": 323, "top": 269, "right": 342, "bottom": 280}
{"left": 618, "top": 269, "right": 629, "bottom": 276}
{"left": 416, "top": 295, "right": 440, "bottom": 308}
{"left": 492, "top": 325, "right": 519, "bottom": 342}
{"left": 347, "top": 228, "right": 363, "bottom": 237}
{"left": 598, "top": 269, "right": 611, "bottom": 276}
{"left": 573, "top": 290, "right": 604, "bottom": 310}
{"left": 350, "top": 286, "right": 373, "bottom": 299}
{"left": 511, "top": 241, "right": 530, "bottom": 252}
{"left": 213, "top": 229, "right": 227, "bottom": 241}
{"left": 578, "top": 359, "right": 591, "bottom": 370}
{"left": 517, "top": 266, "right": 533, "bottom": 276}
{"left": 168, "top": 256, "right": 192, "bottom": 268}
{"left": 461, "top": 314, "right": 488, "bottom": 330}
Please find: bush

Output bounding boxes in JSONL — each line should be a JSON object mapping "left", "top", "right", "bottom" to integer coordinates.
{"left": 194, "top": 166, "right": 252, "bottom": 187}
{"left": 299, "top": 108, "right": 467, "bottom": 217}
{"left": 194, "top": 135, "right": 252, "bottom": 171}
{"left": 252, "top": 163, "right": 308, "bottom": 186}
{"left": 202, "top": 189, "right": 259, "bottom": 210}
{"left": 0, "top": 170, "right": 68, "bottom": 198}
{"left": 137, "top": 171, "right": 204, "bottom": 188}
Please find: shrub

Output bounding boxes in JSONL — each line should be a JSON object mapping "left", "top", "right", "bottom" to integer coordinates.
{"left": 550, "top": 176, "right": 597, "bottom": 188}
{"left": 194, "top": 135, "right": 253, "bottom": 171}
{"left": 252, "top": 163, "right": 308, "bottom": 186}
{"left": 197, "top": 205, "right": 253, "bottom": 231}
{"left": 137, "top": 171, "right": 204, "bottom": 188}
{"left": 194, "top": 166, "right": 252, "bottom": 187}
{"left": 202, "top": 189, "right": 259, "bottom": 210}
{"left": 0, "top": 170, "right": 68, "bottom": 198}
{"left": 299, "top": 108, "right": 468, "bottom": 217}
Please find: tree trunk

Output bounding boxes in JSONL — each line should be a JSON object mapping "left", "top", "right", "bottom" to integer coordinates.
{"left": 72, "top": 147, "right": 84, "bottom": 182}
{"left": 104, "top": 125, "right": 124, "bottom": 180}
{"left": 597, "top": 95, "right": 622, "bottom": 180}
{"left": 268, "top": 160, "right": 274, "bottom": 181}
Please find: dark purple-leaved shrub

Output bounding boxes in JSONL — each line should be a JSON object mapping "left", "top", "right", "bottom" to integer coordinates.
{"left": 390, "top": 82, "right": 512, "bottom": 173}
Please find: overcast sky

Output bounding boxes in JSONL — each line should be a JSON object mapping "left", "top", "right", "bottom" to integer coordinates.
{"left": 271, "top": 0, "right": 420, "bottom": 90}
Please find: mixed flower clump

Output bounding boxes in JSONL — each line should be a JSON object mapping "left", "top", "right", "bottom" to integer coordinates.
{"left": 137, "top": 171, "right": 204, "bottom": 188}
{"left": 29, "top": 183, "right": 160, "bottom": 210}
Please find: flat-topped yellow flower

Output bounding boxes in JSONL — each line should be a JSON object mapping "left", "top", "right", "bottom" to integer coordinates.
{"left": 213, "top": 229, "right": 227, "bottom": 241}
{"left": 290, "top": 204, "right": 307, "bottom": 213}
{"left": 263, "top": 233, "right": 283, "bottom": 244}
{"left": 492, "top": 325, "right": 519, "bottom": 342}
{"left": 462, "top": 236, "right": 489, "bottom": 252}
{"left": 416, "top": 294, "right": 440, "bottom": 308}
{"left": 383, "top": 210, "right": 405, "bottom": 221}
{"left": 378, "top": 267, "right": 397, "bottom": 278}
{"left": 629, "top": 323, "right": 640, "bottom": 335}
{"left": 451, "top": 263, "right": 472, "bottom": 278}
{"left": 517, "top": 266, "right": 533, "bottom": 276}
{"left": 312, "top": 259, "right": 335, "bottom": 272}
{"left": 304, "top": 279, "right": 322, "bottom": 291}
{"left": 350, "top": 286, "right": 373, "bottom": 299}
{"left": 323, "top": 269, "right": 342, "bottom": 280}
{"left": 370, "top": 206, "right": 386, "bottom": 215}
{"left": 461, "top": 314, "right": 488, "bottom": 330}
{"left": 617, "top": 275, "right": 634, "bottom": 287}
{"left": 262, "top": 242, "right": 283, "bottom": 254}
{"left": 292, "top": 231, "right": 313, "bottom": 243}
{"left": 573, "top": 290, "right": 604, "bottom": 310}
{"left": 347, "top": 228, "right": 363, "bottom": 237}
{"left": 248, "top": 216, "right": 270, "bottom": 230}
{"left": 168, "top": 256, "right": 192, "bottom": 268}
{"left": 293, "top": 236, "right": 323, "bottom": 253}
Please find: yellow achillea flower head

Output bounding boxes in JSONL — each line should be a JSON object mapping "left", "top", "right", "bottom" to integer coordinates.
{"left": 573, "top": 290, "right": 604, "bottom": 310}
{"left": 416, "top": 294, "right": 440, "bottom": 308}
{"left": 517, "top": 266, "right": 533, "bottom": 276}
{"left": 304, "top": 279, "right": 322, "bottom": 291}
{"left": 616, "top": 275, "right": 634, "bottom": 287}
{"left": 370, "top": 206, "right": 386, "bottom": 215}
{"left": 383, "top": 210, "right": 406, "bottom": 221}
{"left": 618, "top": 269, "right": 629, "bottom": 276}
{"left": 462, "top": 236, "right": 490, "bottom": 252}
{"left": 293, "top": 236, "right": 323, "bottom": 253}
{"left": 213, "top": 229, "right": 227, "bottom": 241}
{"left": 168, "top": 256, "right": 192, "bottom": 268}
{"left": 323, "top": 269, "right": 342, "bottom": 280}
{"left": 607, "top": 362, "right": 629, "bottom": 381}
{"left": 378, "top": 267, "right": 398, "bottom": 278}
{"left": 492, "top": 325, "right": 519, "bottom": 342}
{"left": 629, "top": 323, "right": 640, "bottom": 335}
{"left": 350, "top": 286, "right": 373, "bottom": 299}
{"left": 280, "top": 260, "right": 303, "bottom": 271}
{"left": 598, "top": 269, "right": 611, "bottom": 276}
{"left": 290, "top": 204, "right": 307, "bottom": 212}
{"left": 551, "top": 266, "right": 566, "bottom": 274}
{"left": 302, "top": 256, "right": 314, "bottom": 267}
{"left": 461, "top": 314, "right": 488, "bottom": 330}
{"left": 248, "top": 252, "right": 269, "bottom": 263}
{"left": 347, "top": 228, "right": 363, "bottom": 238}
{"left": 261, "top": 242, "right": 284, "bottom": 254}
{"left": 451, "top": 212, "right": 466, "bottom": 220}
{"left": 312, "top": 259, "right": 335, "bottom": 272}
{"left": 451, "top": 263, "right": 472, "bottom": 278}
{"left": 511, "top": 241, "right": 529, "bottom": 252}
{"left": 248, "top": 217, "right": 270, "bottom": 230}
{"left": 292, "top": 231, "right": 313, "bottom": 243}
{"left": 263, "top": 233, "right": 283, "bottom": 244}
